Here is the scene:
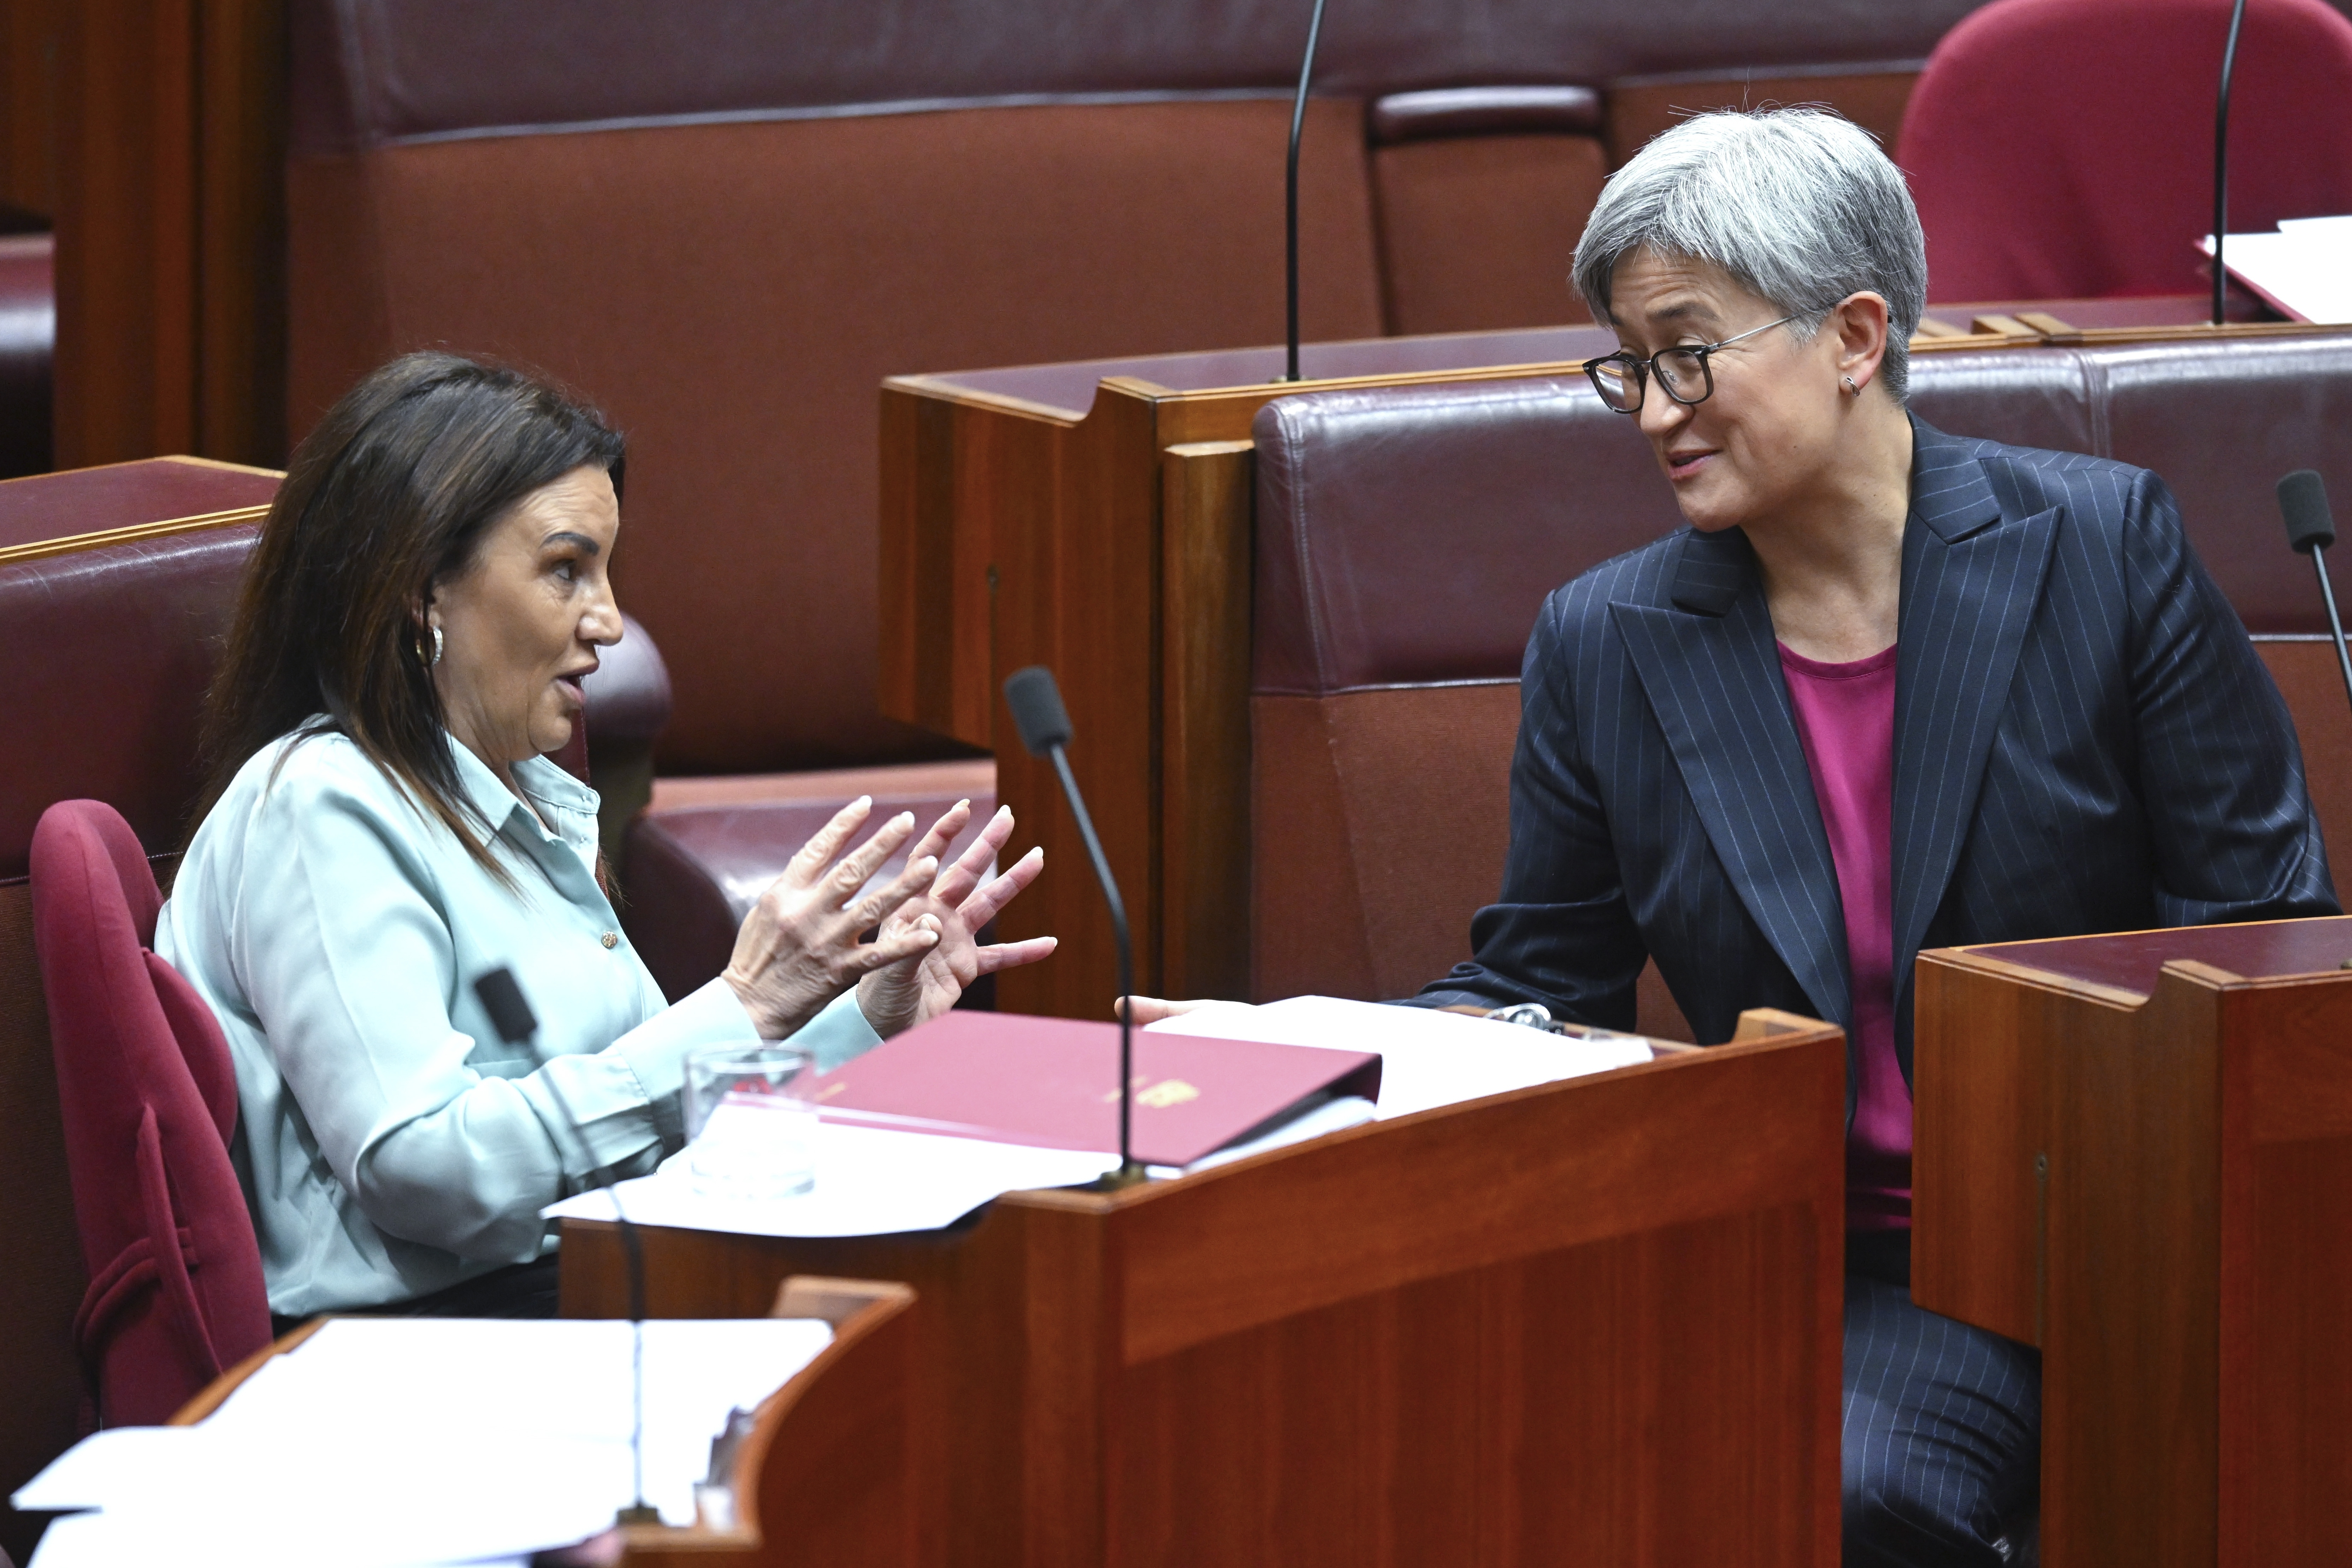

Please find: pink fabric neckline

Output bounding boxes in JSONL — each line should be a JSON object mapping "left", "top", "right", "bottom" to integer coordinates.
{"left": 1777, "top": 640, "right": 1909, "bottom": 1231}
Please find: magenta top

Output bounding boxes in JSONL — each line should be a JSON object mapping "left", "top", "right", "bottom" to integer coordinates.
{"left": 1777, "top": 641, "right": 1910, "bottom": 1231}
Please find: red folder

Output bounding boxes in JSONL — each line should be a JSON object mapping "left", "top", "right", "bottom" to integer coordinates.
{"left": 800, "top": 1011, "right": 1382, "bottom": 1167}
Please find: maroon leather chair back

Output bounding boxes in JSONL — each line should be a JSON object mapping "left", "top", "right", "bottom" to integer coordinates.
{"left": 1901, "top": 0, "right": 2352, "bottom": 300}
{"left": 0, "top": 461, "right": 274, "bottom": 1523}
{"left": 29, "top": 800, "right": 271, "bottom": 1426}
{"left": 1250, "top": 336, "right": 2352, "bottom": 1005}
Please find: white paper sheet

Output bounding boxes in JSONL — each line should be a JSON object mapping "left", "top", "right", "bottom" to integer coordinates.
{"left": 20, "top": 1317, "right": 834, "bottom": 1568}
{"left": 1148, "top": 994, "right": 1653, "bottom": 1119}
{"left": 544, "top": 1119, "right": 1119, "bottom": 1238}
{"left": 2202, "top": 222, "right": 2352, "bottom": 324}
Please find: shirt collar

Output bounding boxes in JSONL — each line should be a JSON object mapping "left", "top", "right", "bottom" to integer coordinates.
{"left": 444, "top": 733, "right": 602, "bottom": 859}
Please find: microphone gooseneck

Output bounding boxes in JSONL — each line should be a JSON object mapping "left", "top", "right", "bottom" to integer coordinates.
{"left": 2279, "top": 470, "right": 2352, "bottom": 722}
{"left": 2212, "top": 0, "right": 2250, "bottom": 327}
{"left": 475, "top": 967, "right": 661, "bottom": 1528}
{"left": 1004, "top": 666, "right": 1144, "bottom": 1183}
{"left": 1284, "top": 0, "right": 1330, "bottom": 383}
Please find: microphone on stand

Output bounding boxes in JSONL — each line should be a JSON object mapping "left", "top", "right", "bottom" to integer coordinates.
{"left": 2211, "top": 0, "right": 2251, "bottom": 326}
{"left": 1001, "top": 665, "right": 1145, "bottom": 1185}
{"left": 2279, "top": 469, "right": 2352, "bottom": 722}
{"left": 1283, "top": 0, "right": 1331, "bottom": 382}
{"left": 475, "top": 967, "right": 662, "bottom": 1528}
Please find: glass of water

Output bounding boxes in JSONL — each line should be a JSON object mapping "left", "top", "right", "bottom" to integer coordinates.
{"left": 683, "top": 1043, "right": 817, "bottom": 1198}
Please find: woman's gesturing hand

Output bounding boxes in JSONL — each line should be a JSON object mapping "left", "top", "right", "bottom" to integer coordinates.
{"left": 857, "top": 801, "right": 1058, "bottom": 1039}
{"left": 721, "top": 797, "right": 942, "bottom": 1041}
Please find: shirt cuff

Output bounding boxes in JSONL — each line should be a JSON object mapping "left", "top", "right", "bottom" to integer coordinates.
{"left": 609, "top": 976, "right": 764, "bottom": 1144}
{"left": 788, "top": 987, "right": 886, "bottom": 1072}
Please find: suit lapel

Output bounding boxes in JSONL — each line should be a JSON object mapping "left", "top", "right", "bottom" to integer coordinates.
{"left": 1613, "top": 528, "right": 1851, "bottom": 1030}
{"left": 1891, "top": 422, "right": 2063, "bottom": 1010}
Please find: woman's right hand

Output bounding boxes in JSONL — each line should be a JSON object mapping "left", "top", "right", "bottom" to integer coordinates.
{"left": 721, "top": 797, "right": 942, "bottom": 1040}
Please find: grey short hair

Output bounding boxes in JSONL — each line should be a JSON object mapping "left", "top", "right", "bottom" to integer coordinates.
{"left": 1572, "top": 108, "right": 1928, "bottom": 401}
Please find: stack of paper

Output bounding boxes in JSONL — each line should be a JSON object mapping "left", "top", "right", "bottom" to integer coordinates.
{"left": 545, "top": 1122, "right": 1119, "bottom": 1236}
{"left": 15, "top": 1316, "right": 833, "bottom": 1567}
{"left": 2203, "top": 217, "right": 2352, "bottom": 324}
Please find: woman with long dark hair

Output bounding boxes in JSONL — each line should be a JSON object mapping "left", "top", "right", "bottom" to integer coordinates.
{"left": 159, "top": 352, "right": 1053, "bottom": 1319}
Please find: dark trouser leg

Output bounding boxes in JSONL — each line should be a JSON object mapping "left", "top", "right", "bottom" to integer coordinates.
{"left": 269, "top": 1254, "right": 564, "bottom": 1338}
{"left": 1843, "top": 1233, "right": 2040, "bottom": 1568}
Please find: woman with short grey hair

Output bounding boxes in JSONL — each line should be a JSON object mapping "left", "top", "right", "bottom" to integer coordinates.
{"left": 1442, "top": 107, "right": 2329, "bottom": 1564}
{"left": 1126, "top": 106, "right": 2328, "bottom": 1561}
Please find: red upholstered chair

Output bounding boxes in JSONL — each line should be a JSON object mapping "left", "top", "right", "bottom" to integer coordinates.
{"left": 1898, "top": 0, "right": 2352, "bottom": 301}
{"left": 29, "top": 800, "right": 270, "bottom": 1428}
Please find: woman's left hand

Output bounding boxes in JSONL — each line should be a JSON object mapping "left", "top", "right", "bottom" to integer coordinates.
{"left": 856, "top": 801, "right": 1056, "bottom": 1038}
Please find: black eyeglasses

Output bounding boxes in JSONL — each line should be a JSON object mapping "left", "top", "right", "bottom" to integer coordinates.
{"left": 1583, "top": 315, "right": 1797, "bottom": 413}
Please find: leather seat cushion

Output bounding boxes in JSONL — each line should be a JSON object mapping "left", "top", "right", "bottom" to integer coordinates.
{"left": 621, "top": 760, "right": 997, "bottom": 1003}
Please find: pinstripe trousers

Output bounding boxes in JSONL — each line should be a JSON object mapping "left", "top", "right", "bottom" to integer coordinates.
{"left": 1843, "top": 1234, "right": 2040, "bottom": 1567}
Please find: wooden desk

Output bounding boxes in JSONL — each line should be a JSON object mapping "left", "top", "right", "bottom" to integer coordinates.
{"left": 170, "top": 1277, "right": 922, "bottom": 1568}
{"left": 1913, "top": 917, "right": 2352, "bottom": 1568}
{"left": 877, "top": 305, "right": 2348, "bottom": 1021}
{"left": 566, "top": 1009, "right": 1848, "bottom": 1568}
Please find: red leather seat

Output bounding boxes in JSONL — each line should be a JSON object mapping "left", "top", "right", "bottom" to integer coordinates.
{"left": 29, "top": 800, "right": 270, "bottom": 1427}
{"left": 1899, "top": 0, "right": 2352, "bottom": 300}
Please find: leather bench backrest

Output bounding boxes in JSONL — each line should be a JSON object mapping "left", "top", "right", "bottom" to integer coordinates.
{"left": 1250, "top": 336, "right": 2352, "bottom": 1003}
{"left": 0, "top": 459, "right": 276, "bottom": 1540}
{"left": 290, "top": 0, "right": 1988, "bottom": 776}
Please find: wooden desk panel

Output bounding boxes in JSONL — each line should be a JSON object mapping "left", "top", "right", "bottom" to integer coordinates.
{"left": 566, "top": 1014, "right": 1847, "bottom": 1568}
{"left": 1915, "top": 920, "right": 2352, "bottom": 1568}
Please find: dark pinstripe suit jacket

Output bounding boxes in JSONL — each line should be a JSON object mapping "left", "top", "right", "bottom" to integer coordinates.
{"left": 1419, "top": 419, "right": 2339, "bottom": 1091}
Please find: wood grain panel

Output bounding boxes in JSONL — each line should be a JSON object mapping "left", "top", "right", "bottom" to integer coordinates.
{"left": 1916, "top": 930, "right": 2352, "bottom": 1568}
{"left": 1113, "top": 1029, "right": 1843, "bottom": 1363}
{"left": 1159, "top": 440, "right": 1255, "bottom": 1001}
{"left": 1911, "top": 953, "right": 2056, "bottom": 1345}
{"left": 1114, "top": 1206, "right": 1827, "bottom": 1568}
{"left": 563, "top": 1217, "right": 1026, "bottom": 1568}
{"left": 993, "top": 382, "right": 1164, "bottom": 1017}
{"left": 565, "top": 1014, "right": 1844, "bottom": 1568}
{"left": 51, "top": 0, "right": 286, "bottom": 471}
{"left": 2041, "top": 970, "right": 2220, "bottom": 1568}
{"left": 2240, "top": 1133, "right": 2352, "bottom": 1564}
{"left": 2218, "top": 975, "right": 2352, "bottom": 1566}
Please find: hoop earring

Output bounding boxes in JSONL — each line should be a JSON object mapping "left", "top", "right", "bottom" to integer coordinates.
{"left": 1843, "top": 375, "right": 1860, "bottom": 394}
{"left": 420, "top": 625, "right": 443, "bottom": 668}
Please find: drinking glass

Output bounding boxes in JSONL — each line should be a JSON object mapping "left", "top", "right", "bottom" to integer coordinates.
{"left": 682, "top": 1043, "right": 817, "bottom": 1198}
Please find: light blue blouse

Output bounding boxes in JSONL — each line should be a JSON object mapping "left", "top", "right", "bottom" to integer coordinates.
{"left": 156, "top": 725, "right": 880, "bottom": 1316}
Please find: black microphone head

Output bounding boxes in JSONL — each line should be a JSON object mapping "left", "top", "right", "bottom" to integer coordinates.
{"left": 2281, "top": 470, "right": 2336, "bottom": 555}
{"left": 474, "top": 967, "right": 538, "bottom": 1045}
{"left": 1003, "top": 665, "right": 1073, "bottom": 757}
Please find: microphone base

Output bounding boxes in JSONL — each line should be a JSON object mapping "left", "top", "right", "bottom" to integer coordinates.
{"left": 1089, "top": 1162, "right": 1153, "bottom": 1191}
{"left": 615, "top": 1503, "right": 663, "bottom": 1527}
